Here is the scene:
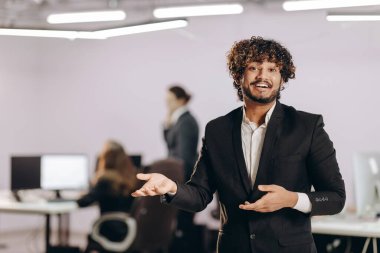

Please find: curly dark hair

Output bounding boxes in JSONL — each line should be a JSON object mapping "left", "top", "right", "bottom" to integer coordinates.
{"left": 227, "top": 36, "right": 296, "bottom": 101}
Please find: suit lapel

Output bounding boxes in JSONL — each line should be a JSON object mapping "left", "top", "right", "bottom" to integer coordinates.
{"left": 231, "top": 107, "right": 252, "bottom": 195}
{"left": 251, "top": 102, "right": 284, "bottom": 199}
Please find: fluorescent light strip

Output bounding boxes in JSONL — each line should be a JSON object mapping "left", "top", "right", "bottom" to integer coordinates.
{"left": 153, "top": 3, "right": 243, "bottom": 18}
{"left": 94, "top": 20, "right": 188, "bottom": 38}
{"left": 283, "top": 0, "right": 380, "bottom": 11}
{"left": 0, "top": 20, "right": 187, "bottom": 39}
{"left": 0, "top": 28, "right": 105, "bottom": 39}
{"left": 327, "top": 14, "right": 380, "bottom": 21}
{"left": 47, "top": 10, "right": 126, "bottom": 24}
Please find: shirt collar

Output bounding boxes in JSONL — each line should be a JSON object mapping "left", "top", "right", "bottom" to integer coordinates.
{"left": 242, "top": 102, "right": 276, "bottom": 127}
{"left": 170, "top": 105, "right": 188, "bottom": 124}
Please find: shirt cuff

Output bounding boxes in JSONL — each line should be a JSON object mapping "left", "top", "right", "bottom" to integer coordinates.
{"left": 293, "top": 192, "right": 312, "bottom": 213}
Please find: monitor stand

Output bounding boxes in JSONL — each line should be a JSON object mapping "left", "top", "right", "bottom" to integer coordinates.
{"left": 48, "top": 190, "right": 71, "bottom": 203}
{"left": 12, "top": 190, "right": 22, "bottom": 202}
{"left": 55, "top": 190, "right": 62, "bottom": 200}
{"left": 374, "top": 181, "right": 380, "bottom": 217}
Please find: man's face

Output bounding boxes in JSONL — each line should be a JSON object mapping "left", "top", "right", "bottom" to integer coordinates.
{"left": 240, "top": 60, "right": 283, "bottom": 104}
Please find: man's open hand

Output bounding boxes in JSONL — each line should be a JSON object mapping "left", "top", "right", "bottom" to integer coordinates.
{"left": 239, "top": 185, "right": 298, "bottom": 212}
{"left": 131, "top": 173, "right": 177, "bottom": 197}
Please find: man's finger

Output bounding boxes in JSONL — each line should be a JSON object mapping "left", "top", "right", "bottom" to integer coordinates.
{"left": 239, "top": 201, "right": 260, "bottom": 210}
{"left": 258, "top": 184, "right": 279, "bottom": 192}
{"left": 136, "top": 173, "right": 152, "bottom": 181}
{"left": 144, "top": 187, "right": 157, "bottom": 196}
{"left": 131, "top": 189, "right": 146, "bottom": 197}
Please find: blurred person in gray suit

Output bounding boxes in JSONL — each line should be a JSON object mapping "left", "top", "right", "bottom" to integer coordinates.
{"left": 164, "top": 85, "right": 199, "bottom": 181}
{"left": 163, "top": 85, "right": 200, "bottom": 253}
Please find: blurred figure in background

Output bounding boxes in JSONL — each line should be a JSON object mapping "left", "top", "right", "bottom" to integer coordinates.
{"left": 77, "top": 140, "right": 138, "bottom": 253}
{"left": 163, "top": 85, "right": 200, "bottom": 253}
{"left": 164, "top": 85, "right": 199, "bottom": 180}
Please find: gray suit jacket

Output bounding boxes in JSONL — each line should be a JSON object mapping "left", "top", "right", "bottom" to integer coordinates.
{"left": 165, "top": 102, "right": 345, "bottom": 253}
{"left": 163, "top": 111, "right": 199, "bottom": 180}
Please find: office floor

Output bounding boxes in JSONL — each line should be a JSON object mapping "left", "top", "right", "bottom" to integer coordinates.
{"left": 0, "top": 229, "right": 87, "bottom": 253}
{"left": 0, "top": 229, "right": 217, "bottom": 253}
{"left": 0, "top": 226, "right": 218, "bottom": 253}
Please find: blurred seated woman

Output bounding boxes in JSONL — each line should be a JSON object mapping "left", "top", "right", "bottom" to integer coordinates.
{"left": 77, "top": 140, "right": 138, "bottom": 253}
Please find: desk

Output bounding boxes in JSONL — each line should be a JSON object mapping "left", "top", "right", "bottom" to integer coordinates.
{"left": 312, "top": 216, "right": 380, "bottom": 253}
{"left": 0, "top": 201, "right": 78, "bottom": 253}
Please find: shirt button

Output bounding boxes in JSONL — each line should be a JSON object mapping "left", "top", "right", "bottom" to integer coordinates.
{"left": 250, "top": 234, "right": 256, "bottom": 240}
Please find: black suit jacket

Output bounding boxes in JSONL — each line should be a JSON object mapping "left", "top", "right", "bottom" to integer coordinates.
{"left": 167, "top": 102, "right": 345, "bottom": 253}
{"left": 163, "top": 111, "right": 199, "bottom": 180}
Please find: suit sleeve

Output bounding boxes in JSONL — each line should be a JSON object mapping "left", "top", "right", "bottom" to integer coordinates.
{"left": 176, "top": 119, "right": 199, "bottom": 179}
{"left": 76, "top": 187, "right": 98, "bottom": 207}
{"left": 76, "top": 180, "right": 110, "bottom": 207}
{"left": 306, "top": 116, "right": 346, "bottom": 216}
{"left": 163, "top": 127, "right": 216, "bottom": 212}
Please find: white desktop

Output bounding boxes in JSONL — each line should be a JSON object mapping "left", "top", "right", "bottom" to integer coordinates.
{"left": 41, "top": 154, "right": 89, "bottom": 191}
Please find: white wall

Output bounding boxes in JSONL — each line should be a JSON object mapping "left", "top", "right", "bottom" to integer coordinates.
{"left": 1, "top": 4, "right": 380, "bottom": 231}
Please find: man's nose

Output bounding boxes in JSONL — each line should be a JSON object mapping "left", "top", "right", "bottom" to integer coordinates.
{"left": 256, "top": 69, "right": 268, "bottom": 79}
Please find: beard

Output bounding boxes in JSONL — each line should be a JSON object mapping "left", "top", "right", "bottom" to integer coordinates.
{"left": 242, "top": 83, "right": 281, "bottom": 104}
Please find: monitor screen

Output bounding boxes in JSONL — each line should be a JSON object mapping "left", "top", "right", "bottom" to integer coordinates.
{"left": 11, "top": 156, "right": 41, "bottom": 191}
{"left": 130, "top": 154, "right": 142, "bottom": 168}
{"left": 353, "top": 152, "right": 380, "bottom": 217}
{"left": 41, "top": 154, "right": 89, "bottom": 190}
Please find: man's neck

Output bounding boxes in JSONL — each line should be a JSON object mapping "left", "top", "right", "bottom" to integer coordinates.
{"left": 244, "top": 100, "right": 276, "bottom": 125}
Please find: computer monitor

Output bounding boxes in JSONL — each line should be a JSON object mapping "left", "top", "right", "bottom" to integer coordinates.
{"left": 11, "top": 156, "right": 41, "bottom": 191}
{"left": 130, "top": 155, "right": 142, "bottom": 169}
{"left": 353, "top": 152, "right": 380, "bottom": 217}
{"left": 40, "top": 154, "right": 89, "bottom": 191}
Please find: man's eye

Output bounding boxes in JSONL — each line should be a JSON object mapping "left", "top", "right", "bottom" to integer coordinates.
{"left": 269, "top": 68, "right": 277, "bottom": 72}
{"left": 248, "top": 67, "right": 257, "bottom": 71}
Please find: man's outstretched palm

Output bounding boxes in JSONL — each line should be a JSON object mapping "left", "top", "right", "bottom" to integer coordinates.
{"left": 131, "top": 173, "right": 177, "bottom": 197}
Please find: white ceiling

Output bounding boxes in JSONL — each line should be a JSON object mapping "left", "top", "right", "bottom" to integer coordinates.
{"left": 0, "top": 0, "right": 378, "bottom": 31}
{"left": 0, "top": 0, "right": 264, "bottom": 30}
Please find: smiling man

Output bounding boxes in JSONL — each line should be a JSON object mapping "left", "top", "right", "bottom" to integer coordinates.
{"left": 132, "top": 36, "right": 346, "bottom": 253}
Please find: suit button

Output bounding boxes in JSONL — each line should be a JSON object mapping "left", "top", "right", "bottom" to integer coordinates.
{"left": 250, "top": 234, "right": 256, "bottom": 240}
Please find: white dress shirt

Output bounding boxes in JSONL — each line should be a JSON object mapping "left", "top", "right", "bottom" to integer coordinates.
{"left": 241, "top": 103, "right": 311, "bottom": 213}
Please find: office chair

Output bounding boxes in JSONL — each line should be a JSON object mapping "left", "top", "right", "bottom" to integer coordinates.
{"left": 90, "top": 212, "right": 137, "bottom": 253}
{"left": 130, "top": 158, "right": 184, "bottom": 253}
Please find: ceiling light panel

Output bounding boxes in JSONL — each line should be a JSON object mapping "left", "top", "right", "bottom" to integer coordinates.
{"left": 47, "top": 10, "right": 126, "bottom": 24}
{"left": 283, "top": 0, "right": 380, "bottom": 11}
{"left": 153, "top": 3, "right": 243, "bottom": 18}
{"left": 327, "top": 14, "right": 380, "bottom": 21}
